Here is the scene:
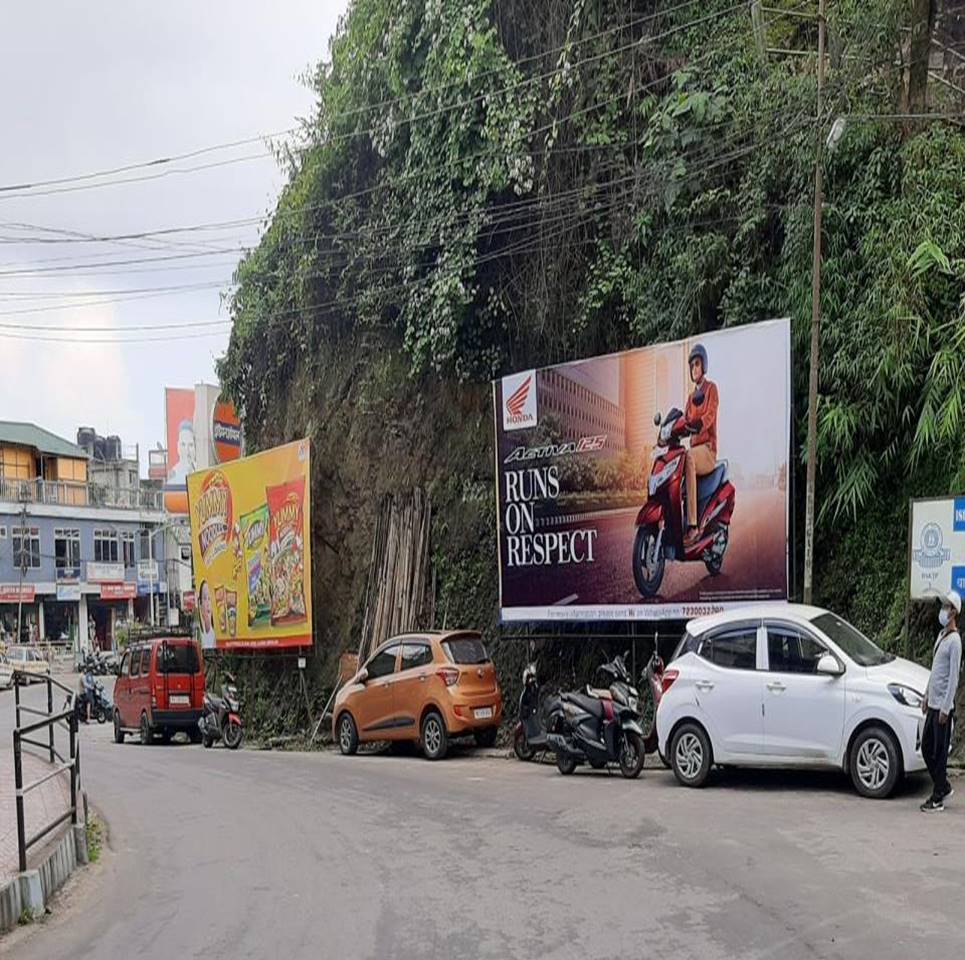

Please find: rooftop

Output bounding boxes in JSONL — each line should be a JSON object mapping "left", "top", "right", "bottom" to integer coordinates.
{"left": 0, "top": 421, "right": 88, "bottom": 460}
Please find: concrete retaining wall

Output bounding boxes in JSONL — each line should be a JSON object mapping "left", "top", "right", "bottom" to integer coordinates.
{"left": 0, "top": 824, "right": 87, "bottom": 934}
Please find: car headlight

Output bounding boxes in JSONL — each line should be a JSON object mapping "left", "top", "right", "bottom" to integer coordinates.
{"left": 649, "top": 460, "right": 677, "bottom": 496}
{"left": 888, "top": 683, "right": 924, "bottom": 709}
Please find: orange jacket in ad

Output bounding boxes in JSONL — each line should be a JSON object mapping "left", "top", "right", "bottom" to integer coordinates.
{"left": 685, "top": 379, "right": 719, "bottom": 453}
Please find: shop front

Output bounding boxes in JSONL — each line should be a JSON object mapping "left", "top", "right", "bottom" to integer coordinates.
{"left": 0, "top": 583, "right": 39, "bottom": 644}
{"left": 85, "top": 562, "right": 135, "bottom": 651}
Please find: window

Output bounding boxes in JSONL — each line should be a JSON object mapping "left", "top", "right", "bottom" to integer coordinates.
{"left": 810, "top": 613, "right": 892, "bottom": 667}
{"left": 129, "top": 650, "right": 140, "bottom": 677}
{"left": 442, "top": 636, "right": 490, "bottom": 665}
{"left": 0, "top": 526, "right": 7, "bottom": 539}
{"left": 54, "top": 528, "right": 81, "bottom": 572}
{"left": 121, "top": 531, "right": 136, "bottom": 568}
{"left": 157, "top": 643, "right": 200, "bottom": 675}
{"left": 93, "top": 529, "right": 119, "bottom": 563}
{"left": 366, "top": 645, "right": 399, "bottom": 680}
{"left": 139, "top": 647, "right": 151, "bottom": 676}
{"left": 12, "top": 527, "right": 41, "bottom": 569}
{"left": 671, "top": 632, "right": 700, "bottom": 662}
{"left": 118, "top": 653, "right": 129, "bottom": 677}
{"left": 700, "top": 626, "right": 758, "bottom": 670}
{"left": 400, "top": 642, "right": 433, "bottom": 670}
{"left": 767, "top": 626, "right": 829, "bottom": 675}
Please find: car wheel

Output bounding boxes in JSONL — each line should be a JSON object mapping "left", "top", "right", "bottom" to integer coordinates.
{"left": 337, "top": 713, "right": 359, "bottom": 756}
{"left": 113, "top": 710, "right": 125, "bottom": 744}
{"left": 473, "top": 727, "right": 498, "bottom": 749}
{"left": 850, "top": 725, "right": 900, "bottom": 799}
{"left": 421, "top": 711, "right": 448, "bottom": 761}
{"left": 556, "top": 753, "right": 578, "bottom": 775}
{"left": 670, "top": 722, "right": 712, "bottom": 788}
{"left": 619, "top": 730, "right": 646, "bottom": 780}
{"left": 139, "top": 712, "right": 153, "bottom": 745}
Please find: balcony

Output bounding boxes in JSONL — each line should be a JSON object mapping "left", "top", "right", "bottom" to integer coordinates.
{"left": 0, "top": 477, "right": 163, "bottom": 511}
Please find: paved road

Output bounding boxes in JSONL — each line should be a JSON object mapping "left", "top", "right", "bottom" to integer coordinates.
{"left": 4, "top": 680, "right": 964, "bottom": 960}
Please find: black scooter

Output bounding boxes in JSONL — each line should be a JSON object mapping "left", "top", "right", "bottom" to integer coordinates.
{"left": 513, "top": 662, "right": 559, "bottom": 761}
{"left": 198, "top": 675, "right": 243, "bottom": 749}
{"left": 546, "top": 653, "right": 646, "bottom": 779}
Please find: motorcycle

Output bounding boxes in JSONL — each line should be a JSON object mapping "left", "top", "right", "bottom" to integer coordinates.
{"left": 545, "top": 653, "right": 646, "bottom": 778}
{"left": 632, "top": 407, "right": 736, "bottom": 598}
{"left": 67, "top": 673, "right": 113, "bottom": 725}
{"left": 513, "top": 662, "right": 559, "bottom": 761}
{"left": 199, "top": 674, "right": 243, "bottom": 749}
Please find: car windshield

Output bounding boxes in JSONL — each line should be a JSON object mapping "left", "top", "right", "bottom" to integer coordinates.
{"left": 157, "top": 643, "right": 201, "bottom": 674}
{"left": 811, "top": 613, "right": 894, "bottom": 666}
{"left": 442, "top": 636, "right": 490, "bottom": 665}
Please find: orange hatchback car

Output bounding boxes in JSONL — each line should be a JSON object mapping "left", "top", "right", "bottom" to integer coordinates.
{"left": 334, "top": 630, "right": 502, "bottom": 760}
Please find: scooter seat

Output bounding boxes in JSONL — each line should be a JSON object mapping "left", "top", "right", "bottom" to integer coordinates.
{"left": 561, "top": 692, "right": 605, "bottom": 717}
{"left": 697, "top": 461, "right": 727, "bottom": 503}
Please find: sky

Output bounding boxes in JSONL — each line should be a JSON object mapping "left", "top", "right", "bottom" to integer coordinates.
{"left": 0, "top": 1, "right": 348, "bottom": 468}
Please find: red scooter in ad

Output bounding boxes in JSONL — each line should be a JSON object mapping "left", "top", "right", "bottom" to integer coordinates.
{"left": 632, "top": 407, "right": 736, "bottom": 598}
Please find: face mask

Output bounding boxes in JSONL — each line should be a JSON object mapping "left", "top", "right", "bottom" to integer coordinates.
{"left": 939, "top": 609, "right": 950, "bottom": 627}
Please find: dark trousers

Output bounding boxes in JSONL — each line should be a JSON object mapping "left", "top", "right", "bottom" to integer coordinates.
{"left": 922, "top": 708, "right": 953, "bottom": 801}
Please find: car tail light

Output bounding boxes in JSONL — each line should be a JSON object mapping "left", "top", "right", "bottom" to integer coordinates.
{"left": 437, "top": 668, "right": 459, "bottom": 687}
{"left": 661, "top": 669, "right": 679, "bottom": 694}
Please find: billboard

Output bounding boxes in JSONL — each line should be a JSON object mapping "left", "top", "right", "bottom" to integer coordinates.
{"left": 164, "top": 385, "right": 243, "bottom": 513}
{"left": 909, "top": 497, "right": 965, "bottom": 600}
{"left": 493, "top": 319, "right": 791, "bottom": 621}
{"left": 187, "top": 439, "right": 312, "bottom": 650}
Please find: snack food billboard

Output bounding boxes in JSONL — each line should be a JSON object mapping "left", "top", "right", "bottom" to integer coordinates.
{"left": 492, "top": 318, "right": 790, "bottom": 621}
{"left": 187, "top": 439, "right": 312, "bottom": 650}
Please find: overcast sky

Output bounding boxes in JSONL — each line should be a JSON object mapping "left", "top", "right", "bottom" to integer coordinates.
{"left": 0, "top": 1, "right": 347, "bottom": 467}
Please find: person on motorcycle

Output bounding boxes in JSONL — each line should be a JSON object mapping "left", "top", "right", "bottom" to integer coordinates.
{"left": 683, "top": 343, "right": 719, "bottom": 546}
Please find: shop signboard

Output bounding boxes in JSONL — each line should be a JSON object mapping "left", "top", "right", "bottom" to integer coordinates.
{"left": 909, "top": 497, "right": 965, "bottom": 600}
{"left": 137, "top": 559, "right": 159, "bottom": 583}
{"left": 100, "top": 582, "right": 137, "bottom": 601}
{"left": 187, "top": 439, "right": 312, "bottom": 650}
{"left": 86, "top": 562, "right": 125, "bottom": 583}
{"left": 0, "top": 584, "right": 35, "bottom": 603}
{"left": 56, "top": 583, "right": 82, "bottom": 602}
{"left": 492, "top": 318, "right": 791, "bottom": 622}
{"left": 56, "top": 565, "right": 81, "bottom": 583}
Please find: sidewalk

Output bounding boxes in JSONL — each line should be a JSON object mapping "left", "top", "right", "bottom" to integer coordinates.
{"left": 0, "top": 747, "right": 71, "bottom": 885}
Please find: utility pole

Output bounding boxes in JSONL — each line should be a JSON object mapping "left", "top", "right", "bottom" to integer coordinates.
{"left": 15, "top": 498, "right": 27, "bottom": 644}
{"left": 803, "top": 0, "right": 827, "bottom": 605}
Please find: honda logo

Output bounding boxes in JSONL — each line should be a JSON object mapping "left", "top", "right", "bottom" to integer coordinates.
{"left": 502, "top": 370, "right": 538, "bottom": 431}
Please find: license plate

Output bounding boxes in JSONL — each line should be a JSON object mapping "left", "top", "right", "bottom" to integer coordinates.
{"left": 473, "top": 707, "right": 493, "bottom": 720}
{"left": 170, "top": 694, "right": 189, "bottom": 705}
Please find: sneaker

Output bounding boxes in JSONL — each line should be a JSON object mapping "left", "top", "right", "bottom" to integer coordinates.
{"left": 942, "top": 786, "right": 954, "bottom": 800}
{"left": 921, "top": 798, "right": 945, "bottom": 813}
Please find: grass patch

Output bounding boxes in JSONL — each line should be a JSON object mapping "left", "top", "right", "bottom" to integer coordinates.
{"left": 85, "top": 815, "right": 103, "bottom": 864}
{"left": 18, "top": 907, "right": 34, "bottom": 925}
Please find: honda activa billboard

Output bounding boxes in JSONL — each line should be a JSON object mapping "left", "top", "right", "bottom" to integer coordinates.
{"left": 492, "top": 318, "right": 791, "bottom": 621}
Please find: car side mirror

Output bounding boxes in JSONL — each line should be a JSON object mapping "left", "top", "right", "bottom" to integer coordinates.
{"left": 357, "top": 668, "right": 369, "bottom": 684}
{"left": 653, "top": 412, "right": 662, "bottom": 426}
{"left": 816, "top": 654, "right": 843, "bottom": 677}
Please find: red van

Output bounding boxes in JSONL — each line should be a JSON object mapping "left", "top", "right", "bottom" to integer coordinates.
{"left": 113, "top": 638, "right": 205, "bottom": 745}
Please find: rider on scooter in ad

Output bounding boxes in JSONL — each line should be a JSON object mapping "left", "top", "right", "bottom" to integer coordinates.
{"left": 683, "top": 343, "right": 719, "bottom": 549}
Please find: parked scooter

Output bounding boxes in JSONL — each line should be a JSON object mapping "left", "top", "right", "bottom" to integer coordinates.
{"left": 513, "top": 662, "right": 559, "bottom": 761}
{"left": 198, "top": 674, "right": 243, "bottom": 749}
{"left": 632, "top": 407, "right": 736, "bottom": 597}
{"left": 545, "top": 653, "right": 646, "bottom": 778}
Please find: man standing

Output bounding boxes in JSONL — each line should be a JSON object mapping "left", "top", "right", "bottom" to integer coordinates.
{"left": 683, "top": 343, "right": 720, "bottom": 547}
{"left": 921, "top": 589, "right": 962, "bottom": 813}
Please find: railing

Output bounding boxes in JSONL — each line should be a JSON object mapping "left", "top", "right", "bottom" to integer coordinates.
{"left": 11, "top": 672, "right": 81, "bottom": 874}
{"left": 0, "top": 477, "right": 162, "bottom": 511}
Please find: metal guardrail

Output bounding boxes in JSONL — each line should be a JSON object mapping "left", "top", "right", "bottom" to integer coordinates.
{"left": 11, "top": 672, "right": 81, "bottom": 873}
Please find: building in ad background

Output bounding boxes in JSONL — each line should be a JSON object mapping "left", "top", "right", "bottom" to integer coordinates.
{"left": 0, "top": 421, "right": 167, "bottom": 652}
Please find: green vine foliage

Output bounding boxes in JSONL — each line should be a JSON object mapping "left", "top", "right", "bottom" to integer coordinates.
{"left": 218, "top": 0, "right": 965, "bottom": 696}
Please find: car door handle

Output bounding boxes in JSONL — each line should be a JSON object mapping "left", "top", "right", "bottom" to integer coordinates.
{"left": 695, "top": 681, "right": 715, "bottom": 692}
{"left": 766, "top": 681, "right": 786, "bottom": 692}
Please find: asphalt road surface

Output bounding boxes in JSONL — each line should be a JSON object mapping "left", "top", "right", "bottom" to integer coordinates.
{"left": 501, "top": 488, "right": 787, "bottom": 608}
{"left": 4, "top": 680, "right": 964, "bottom": 960}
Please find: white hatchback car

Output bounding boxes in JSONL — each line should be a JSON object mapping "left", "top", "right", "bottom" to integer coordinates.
{"left": 656, "top": 604, "right": 930, "bottom": 799}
